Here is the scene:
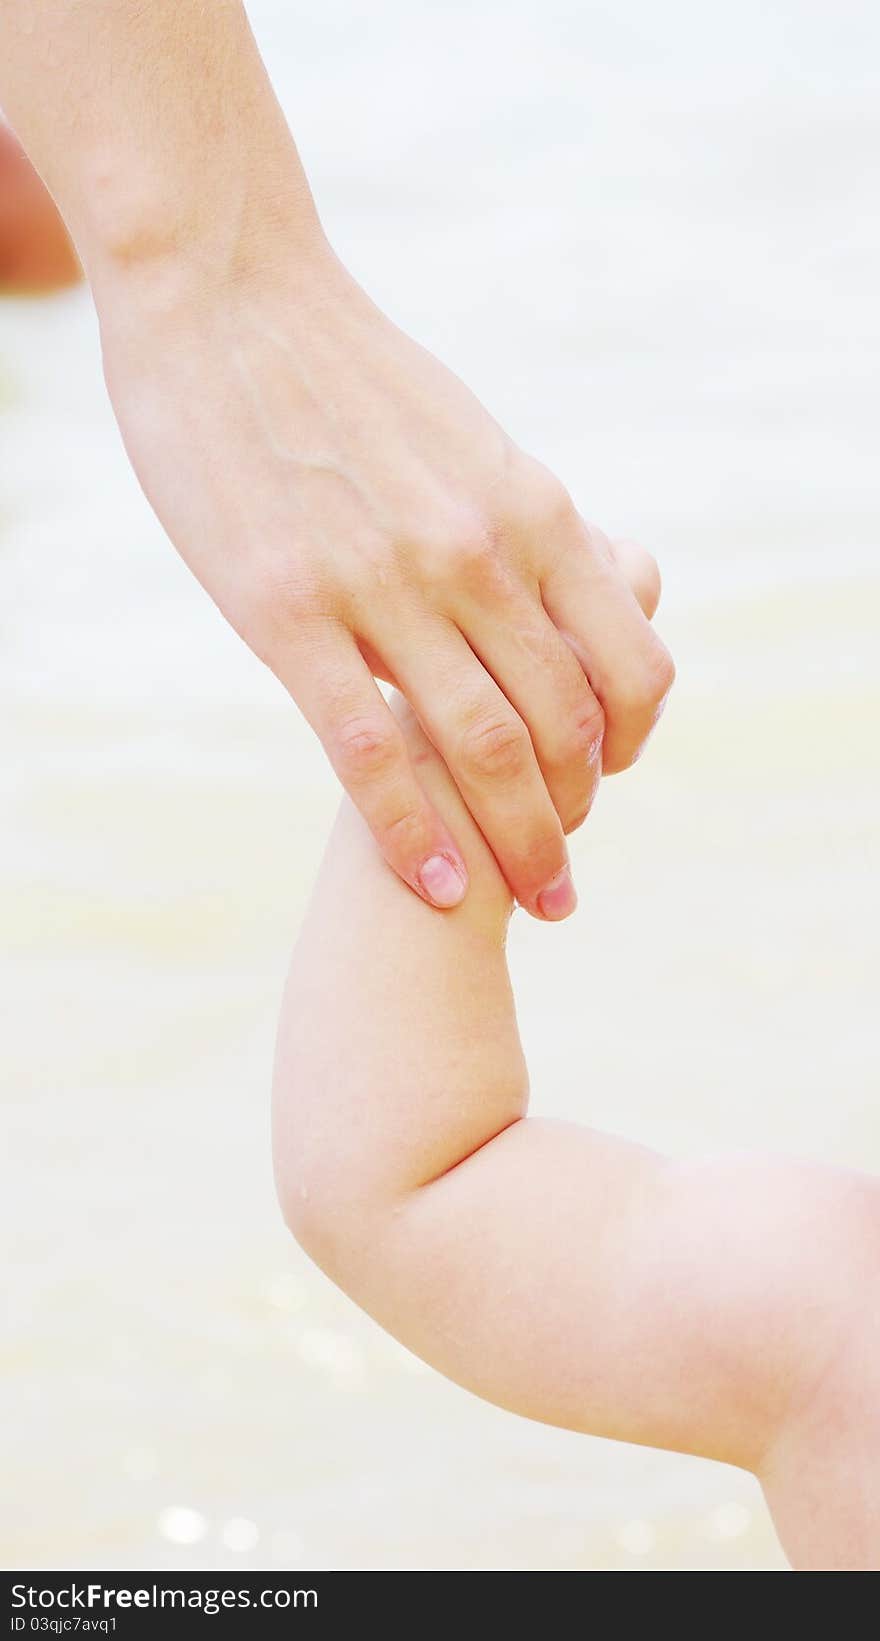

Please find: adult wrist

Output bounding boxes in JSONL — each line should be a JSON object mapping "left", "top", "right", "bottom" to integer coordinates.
{"left": 81, "top": 135, "right": 331, "bottom": 319}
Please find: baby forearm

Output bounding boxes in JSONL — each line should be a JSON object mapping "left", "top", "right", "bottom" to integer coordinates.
{"left": 273, "top": 741, "right": 523, "bottom": 1225}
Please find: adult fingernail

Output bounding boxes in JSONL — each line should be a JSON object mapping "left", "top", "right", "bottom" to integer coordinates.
{"left": 418, "top": 854, "right": 467, "bottom": 908}
{"left": 537, "top": 865, "right": 577, "bottom": 921}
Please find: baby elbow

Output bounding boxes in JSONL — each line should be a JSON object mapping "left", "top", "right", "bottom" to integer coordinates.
{"left": 273, "top": 1101, "right": 376, "bottom": 1285}
{"left": 274, "top": 1155, "right": 313, "bottom": 1247}
{"left": 274, "top": 1141, "right": 344, "bottom": 1269}
{"left": 272, "top": 1037, "right": 398, "bottom": 1283}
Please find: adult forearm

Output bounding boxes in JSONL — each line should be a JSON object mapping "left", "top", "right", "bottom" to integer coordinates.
{"left": 0, "top": 0, "right": 324, "bottom": 296}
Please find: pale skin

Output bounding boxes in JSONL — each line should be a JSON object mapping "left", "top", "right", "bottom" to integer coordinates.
{"left": 273, "top": 698, "right": 880, "bottom": 1572}
{"left": 6, "top": 7, "right": 876, "bottom": 1574}
{"left": 0, "top": 0, "right": 673, "bottom": 917}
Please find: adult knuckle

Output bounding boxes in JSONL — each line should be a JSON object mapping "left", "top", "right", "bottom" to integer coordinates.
{"left": 542, "top": 482, "right": 579, "bottom": 537}
{"left": 333, "top": 715, "right": 399, "bottom": 781}
{"left": 439, "top": 517, "right": 502, "bottom": 588}
{"left": 458, "top": 711, "right": 530, "bottom": 783}
{"left": 262, "top": 569, "right": 320, "bottom": 625}
{"left": 555, "top": 711, "right": 604, "bottom": 831}
{"left": 455, "top": 531, "right": 497, "bottom": 581}
{"left": 566, "top": 700, "right": 606, "bottom": 764}
{"left": 604, "top": 642, "right": 675, "bottom": 772}
{"left": 242, "top": 569, "right": 321, "bottom": 659}
{"left": 544, "top": 690, "right": 604, "bottom": 773}
{"left": 624, "top": 640, "right": 676, "bottom": 717}
{"left": 650, "top": 640, "right": 676, "bottom": 701}
{"left": 518, "top": 461, "right": 578, "bottom": 536}
{"left": 642, "top": 545, "right": 662, "bottom": 587}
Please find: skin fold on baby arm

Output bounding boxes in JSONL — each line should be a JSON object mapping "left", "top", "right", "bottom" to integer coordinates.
{"left": 272, "top": 698, "right": 880, "bottom": 1572}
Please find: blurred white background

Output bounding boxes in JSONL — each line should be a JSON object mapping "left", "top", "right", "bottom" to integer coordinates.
{"left": 1, "top": 0, "right": 878, "bottom": 1571}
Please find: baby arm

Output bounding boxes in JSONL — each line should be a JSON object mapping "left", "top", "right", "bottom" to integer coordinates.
{"left": 273, "top": 700, "right": 880, "bottom": 1569}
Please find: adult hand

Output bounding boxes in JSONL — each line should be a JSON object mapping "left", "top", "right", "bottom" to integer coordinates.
{"left": 0, "top": 2, "right": 672, "bottom": 918}
{"left": 102, "top": 251, "right": 672, "bottom": 919}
